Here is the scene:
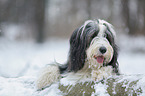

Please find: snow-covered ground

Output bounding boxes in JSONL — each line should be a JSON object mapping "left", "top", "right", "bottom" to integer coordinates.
{"left": 0, "top": 38, "right": 69, "bottom": 78}
{"left": 118, "top": 35, "right": 145, "bottom": 75}
{"left": 0, "top": 35, "right": 145, "bottom": 96}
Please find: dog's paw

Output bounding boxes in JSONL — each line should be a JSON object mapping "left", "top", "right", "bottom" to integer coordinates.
{"left": 91, "top": 66, "right": 113, "bottom": 82}
{"left": 91, "top": 70, "right": 103, "bottom": 82}
{"left": 36, "top": 64, "right": 60, "bottom": 90}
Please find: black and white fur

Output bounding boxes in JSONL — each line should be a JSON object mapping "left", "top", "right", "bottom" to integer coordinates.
{"left": 36, "top": 19, "right": 119, "bottom": 90}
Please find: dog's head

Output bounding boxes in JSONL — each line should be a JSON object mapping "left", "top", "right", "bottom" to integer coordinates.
{"left": 68, "top": 19, "right": 119, "bottom": 73}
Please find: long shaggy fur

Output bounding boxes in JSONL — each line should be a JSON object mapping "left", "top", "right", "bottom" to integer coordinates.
{"left": 36, "top": 19, "right": 119, "bottom": 90}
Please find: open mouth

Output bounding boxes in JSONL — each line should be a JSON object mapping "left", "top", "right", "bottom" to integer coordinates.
{"left": 94, "top": 55, "right": 104, "bottom": 63}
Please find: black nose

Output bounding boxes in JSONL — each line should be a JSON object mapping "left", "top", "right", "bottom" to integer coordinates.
{"left": 99, "top": 46, "right": 107, "bottom": 54}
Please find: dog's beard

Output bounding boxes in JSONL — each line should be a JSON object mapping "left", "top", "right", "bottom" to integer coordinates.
{"left": 86, "top": 37, "right": 114, "bottom": 70}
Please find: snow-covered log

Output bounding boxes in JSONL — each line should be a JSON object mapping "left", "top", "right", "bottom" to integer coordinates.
{"left": 58, "top": 74, "right": 145, "bottom": 96}
{"left": 0, "top": 75, "right": 145, "bottom": 96}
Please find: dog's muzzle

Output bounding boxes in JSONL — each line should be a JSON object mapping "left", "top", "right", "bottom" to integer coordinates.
{"left": 86, "top": 37, "right": 114, "bottom": 69}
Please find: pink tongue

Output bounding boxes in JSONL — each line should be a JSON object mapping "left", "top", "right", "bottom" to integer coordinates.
{"left": 96, "top": 56, "right": 104, "bottom": 63}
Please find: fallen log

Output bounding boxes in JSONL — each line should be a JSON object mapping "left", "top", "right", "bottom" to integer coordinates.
{"left": 58, "top": 74, "right": 145, "bottom": 96}
{"left": 0, "top": 75, "right": 144, "bottom": 96}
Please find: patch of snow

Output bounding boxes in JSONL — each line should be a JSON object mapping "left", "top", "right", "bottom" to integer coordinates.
{"left": 60, "top": 72, "right": 92, "bottom": 86}
{"left": 0, "top": 76, "right": 63, "bottom": 96}
{"left": 0, "top": 76, "right": 35, "bottom": 96}
{"left": 92, "top": 82, "right": 109, "bottom": 96}
{"left": 33, "top": 83, "right": 63, "bottom": 96}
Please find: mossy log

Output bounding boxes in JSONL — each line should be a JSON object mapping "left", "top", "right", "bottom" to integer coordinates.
{"left": 58, "top": 75, "right": 145, "bottom": 96}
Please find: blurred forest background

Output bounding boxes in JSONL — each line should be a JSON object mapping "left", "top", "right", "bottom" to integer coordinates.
{"left": 0, "top": 0, "right": 145, "bottom": 42}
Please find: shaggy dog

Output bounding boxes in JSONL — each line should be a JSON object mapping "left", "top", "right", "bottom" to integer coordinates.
{"left": 36, "top": 19, "right": 119, "bottom": 90}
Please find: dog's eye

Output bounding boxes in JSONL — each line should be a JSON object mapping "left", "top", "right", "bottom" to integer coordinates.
{"left": 87, "top": 31, "right": 98, "bottom": 45}
{"left": 106, "top": 33, "right": 114, "bottom": 45}
{"left": 104, "top": 34, "right": 107, "bottom": 38}
{"left": 91, "top": 31, "right": 98, "bottom": 39}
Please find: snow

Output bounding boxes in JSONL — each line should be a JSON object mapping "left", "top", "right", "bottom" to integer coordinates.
{"left": 118, "top": 35, "right": 145, "bottom": 75}
{"left": 0, "top": 34, "right": 145, "bottom": 95}
{"left": 0, "top": 37, "right": 69, "bottom": 96}
{"left": 0, "top": 38, "right": 69, "bottom": 77}
{"left": 60, "top": 72, "right": 92, "bottom": 86}
{"left": 92, "top": 82, "right": 110, "bottom": 96}
{"left": 0, "top": 76, "right": 35, "bottom": 96}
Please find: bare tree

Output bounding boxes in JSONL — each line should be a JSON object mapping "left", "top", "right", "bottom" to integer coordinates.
{"left": 121, "top": 0, "right": 132, "bottom": 35}
{"left": 86, "top": 0, "right": 91, "bottom": 19}
{"left": 137, "top": 0, "right": 145, "bottom": 35}
{"left": 34, "top": 0, "right": 46, "bottom": 43}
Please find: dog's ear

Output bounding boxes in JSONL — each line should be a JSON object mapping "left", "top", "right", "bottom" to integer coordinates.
{"left": 108, "top": 44, "right": 119, "bottom": 74}
{"left": 67, "top": 22, "right": 99, "bottom": 72}
{"left": 67, "top": 27, "right": 87, "bottom": 72}
{"left": 104, "top": 22, "right": 119, "bottom": 74}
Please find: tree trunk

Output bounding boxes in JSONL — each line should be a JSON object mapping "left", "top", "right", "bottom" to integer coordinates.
{"left": 138, "top": 0, "right": 145, "bottom": 35}
{"left": 34, "top": 0, "right": 46, "bottom": 43}
{"left": 121, "top": 0, "right": 130, "bottom": 33}
{"left": 86, "top": 0, "right": 91, "bottom": 19}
